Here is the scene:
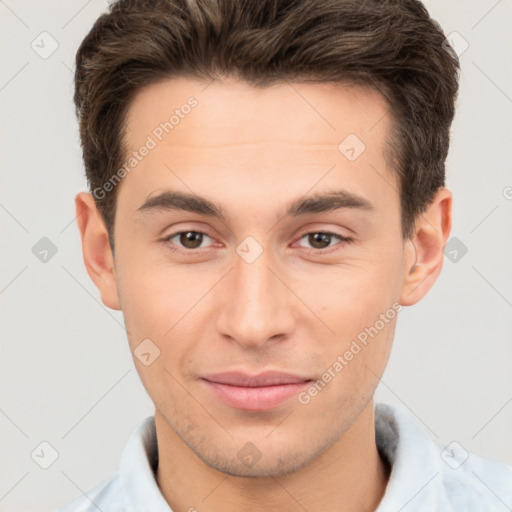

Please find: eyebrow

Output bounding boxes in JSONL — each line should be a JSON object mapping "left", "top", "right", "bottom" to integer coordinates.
{"left": 136, "top": 189, "right": 374, "bottom": 221}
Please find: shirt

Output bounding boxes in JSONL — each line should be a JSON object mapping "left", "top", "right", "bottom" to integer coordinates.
{"left": 57, "top": 403, "right": 512, "bottom": 511}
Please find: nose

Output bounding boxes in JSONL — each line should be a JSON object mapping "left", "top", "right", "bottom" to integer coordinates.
{"left": 215, "top": 245, "right": 296, "bottom": 349}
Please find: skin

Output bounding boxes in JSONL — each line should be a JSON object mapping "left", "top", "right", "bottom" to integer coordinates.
{"left": 75, "top": 76, "right": 452, "bottom": 512}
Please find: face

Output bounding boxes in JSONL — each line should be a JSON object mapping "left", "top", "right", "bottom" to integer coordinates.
{"left": 106, "top": 76, "right": 411, "bottom": 476}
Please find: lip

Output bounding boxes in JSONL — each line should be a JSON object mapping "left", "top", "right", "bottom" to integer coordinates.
{"left": 201, "top": 371, "right": 312, "bottom": 411}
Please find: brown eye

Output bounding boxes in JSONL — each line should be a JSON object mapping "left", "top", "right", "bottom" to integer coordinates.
{"left": 308, "top": 233, "right": 333, "bottom": 249}
{"left": 296, "top": 231, "right": 352, "bottom": 252}
{"left": 165, "top": 231, "right": 213, "bottom": 250}
{"left": 179, "top": 231, "right": 204, "bottom": 248}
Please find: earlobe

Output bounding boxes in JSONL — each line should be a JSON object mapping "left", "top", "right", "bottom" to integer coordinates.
{"left": 400, "top": 188, "right": 452, "bottom": 306}
{"left": 75, "top": 192, "right": 121, "bottom": 311}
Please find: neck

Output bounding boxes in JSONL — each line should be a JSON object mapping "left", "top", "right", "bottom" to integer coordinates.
{"left": 155, "top": 401, "right": 390, "bottom": 512}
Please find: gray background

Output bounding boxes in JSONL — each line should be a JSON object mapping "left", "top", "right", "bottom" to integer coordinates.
{"left": 1, "top": 0, "right": 511, "bottom": 510}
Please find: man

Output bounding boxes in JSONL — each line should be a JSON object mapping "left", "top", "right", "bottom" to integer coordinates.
{"left": 59, "top": 0, "right": 512, "bottom": 510}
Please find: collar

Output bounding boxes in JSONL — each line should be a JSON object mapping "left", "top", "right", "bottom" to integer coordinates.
{"left": 118, "top": 403, "right": 453, "bottom": 511}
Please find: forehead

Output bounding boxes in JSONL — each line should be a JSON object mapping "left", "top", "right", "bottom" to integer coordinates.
{"left": 123, "top": 76, "right": 391, "bottom": 150}
{"left": 118, "top": 76, "right": 398, "bottom": 224}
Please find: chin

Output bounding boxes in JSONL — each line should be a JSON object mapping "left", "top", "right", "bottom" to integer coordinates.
{"left": 198, "top": 446, "right": 312, "bottom": 478}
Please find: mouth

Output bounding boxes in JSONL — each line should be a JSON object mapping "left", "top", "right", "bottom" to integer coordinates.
{"left": 201, "top": 370, "right": 313, "bottom": 411}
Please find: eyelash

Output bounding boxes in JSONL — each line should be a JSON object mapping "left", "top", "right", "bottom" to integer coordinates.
{"left": 162, "top": 230, "right": 353, "bottom": 254}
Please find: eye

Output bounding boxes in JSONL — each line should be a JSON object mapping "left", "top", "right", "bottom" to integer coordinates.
{"left": 164, "top": 230, "right": 214, "bottom": 250}
{"left": 162, "top": 230, "right": 352, "bottom": 253}
{"left": 296, "top": 232, "right": 352, "bottom": 252}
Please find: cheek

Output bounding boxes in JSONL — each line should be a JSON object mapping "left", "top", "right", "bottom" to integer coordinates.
{"left": 316, "top": 264, "right": 402, "bottom": 332}
{"left": 115, "top": 261, "right": 186, "bottom": 348}
{"left": 116, "top": 268, "right": 197, "bottom": 403}
{"left": 306, "top": 250, "right": 402, "bottom": 377}
{"left": 117, "top": 261, "right": 214, "bottom": 382}
{"left": 120, "top": 280, "right": 168, "bottom": 336}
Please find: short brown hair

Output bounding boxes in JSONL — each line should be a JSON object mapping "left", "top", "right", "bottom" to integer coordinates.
{"left": 74, "top": 0, "right": 459, "bottom": 249}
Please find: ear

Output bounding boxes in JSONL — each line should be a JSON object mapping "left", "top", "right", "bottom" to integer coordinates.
{"left": 75, "top": 192, "right": 121, "bottom": 310}
{"left": 400, "top": 187, "right": 452, "bottom": 306}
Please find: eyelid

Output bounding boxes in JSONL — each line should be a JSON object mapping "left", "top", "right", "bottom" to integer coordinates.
{"left": 162, "top": 228, "right": 353, "bottom": 255}
{"left": 293, "top": 230, "right": 353, "bottom": 252}
{"left": 163, "top": 229, "right": 217, "bottom": 251}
